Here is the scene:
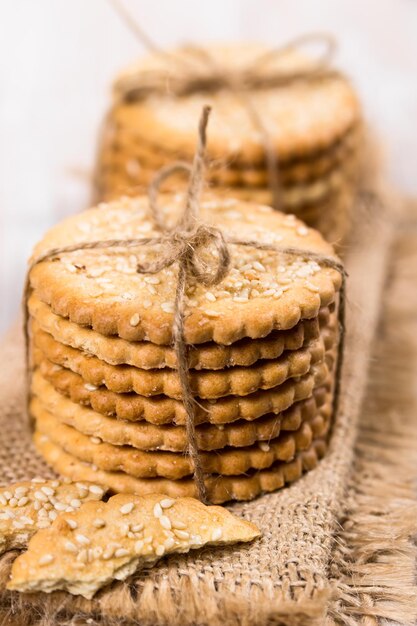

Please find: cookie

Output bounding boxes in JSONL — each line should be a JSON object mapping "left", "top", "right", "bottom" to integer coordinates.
{"left": 32, "top": 371, "right": 330, "bottom": 451}
{"left": 0, "top": 479, "right": 106, "bottom": 555}
{"left": 99, "top": 152, "right": 356, "bottom": 203}
{"left": 33, "top": 398, "right": 327, "bottom": 478}
{"left": 34, "top": 433, "right": 327, "bottom": 503}
{"left": 109, "top": 43, "right": 361, "bottom": 163}
{"left": 8, "top": 493, "right": 260, "bottom": 598}
{"left": 32, "top": 324, "right": 331, "bottom": 399}
{"left": 98, "top": 160, "right": 356, "bottom": 211}
{"left": 29, "top": 293, "right": 326, "bottom": 370}
{"left": 29, "top": 195, "right": 342, "bottom": 345}
{"left": 37, "top": 356, "right": 331, "bottom": 425}
{"left": 97, "top": 121, "right": 360, "bottom": 187}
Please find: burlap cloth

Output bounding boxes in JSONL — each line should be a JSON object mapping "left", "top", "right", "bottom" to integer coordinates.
{"left": 1, "top": 197, "right": 416, "bottom": 626}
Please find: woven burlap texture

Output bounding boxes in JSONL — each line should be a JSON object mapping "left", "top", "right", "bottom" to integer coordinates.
{"left": 3, "top": 198, "right": 414, "bottom": 626}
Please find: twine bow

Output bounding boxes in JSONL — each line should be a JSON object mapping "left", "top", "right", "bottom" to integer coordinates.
{"left": 24, "top": 106, "right": 346, "bottom": 504}
{"left": 108, "top": 0, "right": 339, "bottom": 212}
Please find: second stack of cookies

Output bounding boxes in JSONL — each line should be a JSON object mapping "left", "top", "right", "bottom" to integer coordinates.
{"left": 27, "top": 194, "right": 342, "bottom": 503}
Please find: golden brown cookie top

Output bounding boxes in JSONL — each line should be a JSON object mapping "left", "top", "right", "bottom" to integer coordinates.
{"left": 29, "top": 194, "right": 341, "bottom": 345}
{"left": 112, "top": 43, "right": 361, "bottom": 162}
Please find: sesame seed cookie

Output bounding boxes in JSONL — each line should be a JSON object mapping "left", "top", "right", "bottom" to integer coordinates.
{"left": 33, "top": 400, "right": 326, "bottom": 478}
{"left": 32, "top": 323, "right": 333, "bottom": 399}
{"left": 34, "top": 433, "right": 327, "bottom": 503}
{"left": 98, "top": 161, "right": 354, "bottom": 210}
{"left": 29, "top": 195, "right": 341, "bottom": 345}
{"left": 8, "top": 493, "right": 260, "bottom": 598}
{"left": 97, "top": 121, "right": 360, "bottom": 187}
{"left": 29, "top": 293, "right": 328, "bottom": 370}
{"left": 37, "top": 356, "right": 332, "bottom": 425}
{"left": 98, "top": 148, "right": 358, "bottom": 196}
{"left": 32, "top": 371, "right": 329, "bottom": 452}
{"left": 0, "top": 479, "right": 106, "bottom": 555}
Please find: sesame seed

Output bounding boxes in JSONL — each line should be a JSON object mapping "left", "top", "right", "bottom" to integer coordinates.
{"left": 174, "top": 529, "right": 189, "bottom": 540}
{"left": 161, "top": 302, "right": 174, "bottom": 313}
{"left": 89, "top": 485, "right": 104, "bottom": 496}
{"left": 155, "top": 545, "right": 165, "bottom": 556}
{"left": 54, "top": 502, "right": 67, "bottom": 511}
{"left": 131, "top": 523, "right": 143, "bottom": 533}
{"left": 31, "top": 478, "right": 45, "bottom": 484}
{"left": 93, "top": 518, "right": 106, "bottom": 528}
{"left": 102, "top": 547, "right": 114, "bottom": 560}
{"left": 164, "top": 537, "right": 175, "bottom": 550}
{"left": 160, "top": 498, "right": 175, "bottom": 509}
{"left": 48, "top": 511, "right": 58, "bottom": 521}
{"left": 211, "top": 528, "right": 223, "bottom": 541}
{"left": 70, "top": 499, "right": 82, "bottom": 508}
{"left": 159, "top": 515, "right": 172, "bottom": 530}
{"left": 64, "top": 540, "right": 78, "bottom": 553}
{"left": 3, "top": 491, "right": 12, "bottom": 501}
{"left": 120, "top": 502, "right": 134, "bottom": 515}
{"left": 135, "top": 540, "right": 144, "bottom": 553}
{"left": 153, "top": 502, "right": 163, "bottom": 518}
{"left": 90, "top": 436, "right": 102, "bottom": 445}
{"left": 0, "top": 494, "right": 7, "bottom": 505}
{"left": 84, "top": 383, "right": 98, "bottom": 391}
{"left": 77, "top": 549, "right": 88, "bottom": 563}
{"left": 171, "top": 519, "right": 186, "bottom": 530}
{"left": 9, "top": 498, "right": 17, "bottom": 507}
{"left": 205, "top": 292, "right": 216, "bottom": 302}
{"left": 115, "top": 548, "right": 129, "bottom": 558}
{"left": 75, "top": 533, "right": 90, "bottom": 545}
{"left": 130, "top": 313, "right": 140, "bottom": 326}
{"left": 34, "top": 491, "right": 48, "bottom": 502}
{"left": 297, "top": 226, "right": 309, "bottom": 236}
{"left": 14, "top": 487, "right": 28, "bottom": 496}
{"left": 41, "top": 486, "right": 55, "bottom": 497}
{"left": 38, "top": 554, "right": 54, "bottom": 566}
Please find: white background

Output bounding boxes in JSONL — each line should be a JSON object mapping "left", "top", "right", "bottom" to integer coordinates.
{"left": 1, "top": 0, "right": 417, "bottom": 334}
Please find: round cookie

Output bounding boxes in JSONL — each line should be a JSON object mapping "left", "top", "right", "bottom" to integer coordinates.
{"left": 29, "top": 194, "right": 342, "bottom": 345}
{"left": 32, "top": 371, "right": 330, "bottom": 452}
{"left": 36, "top": 356, "right": 332, "bottom": 425}
{"left": 32, "top": 324, "right": 332, "bottom": 399}
{"left": 97, "top": 122, "right": 361, "bottom": 187}
{"left": 33, "top": 402, "right": 323, "bottom": 478}
{"left": 34, "top": 433, "right": 327, "bottom": 503}
{"left": 29, "top": 293, "right": 325, "bottom": 370}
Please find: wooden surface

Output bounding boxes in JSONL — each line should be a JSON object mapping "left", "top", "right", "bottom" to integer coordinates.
{"left": 1, "top": 0, "right": 417, "bottom": 334}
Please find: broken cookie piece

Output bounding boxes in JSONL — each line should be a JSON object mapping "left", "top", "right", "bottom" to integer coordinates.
{"left": 8, "top": 493, "right": 260, "bottom": 598}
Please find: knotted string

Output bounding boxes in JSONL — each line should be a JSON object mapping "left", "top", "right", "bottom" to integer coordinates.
{"left": 107, "top": 0, "right": 339, "bottom": 212}
{"left": 24, "top": 106, "right": 346, "bottom": 503}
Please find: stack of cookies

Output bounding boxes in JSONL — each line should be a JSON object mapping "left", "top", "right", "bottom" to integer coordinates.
{"left": 27, "top": 194, "right": 342, "bottom": 504}
{"left": 95, "top": 43, "right": 363, "bottom": 242}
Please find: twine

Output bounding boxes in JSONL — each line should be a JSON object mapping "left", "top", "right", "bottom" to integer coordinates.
{"left": 23, "top": 106, "right": 346, "bottom": 504}
{"left": 108, "top": 0, "right": 340, "bottom": 212}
